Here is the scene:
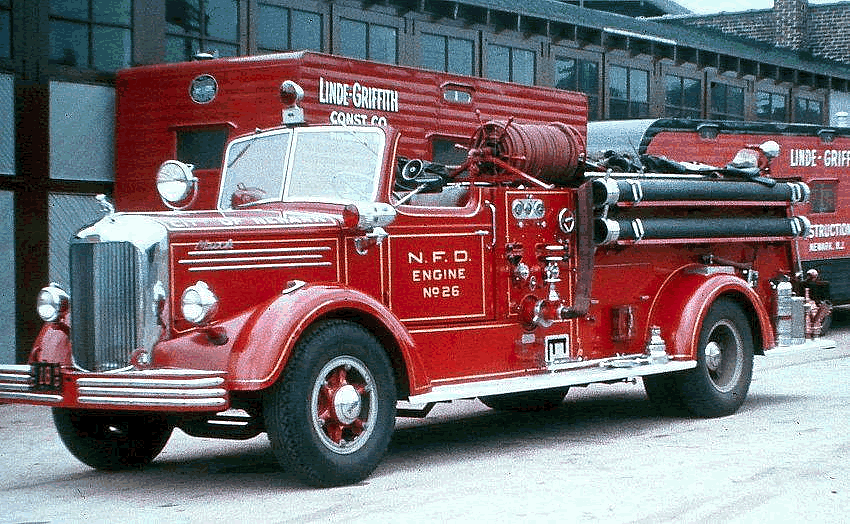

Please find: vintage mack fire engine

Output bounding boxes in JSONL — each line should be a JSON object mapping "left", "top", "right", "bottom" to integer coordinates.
{"left": 0, "top": 56, "right": 826, "bottom": 487}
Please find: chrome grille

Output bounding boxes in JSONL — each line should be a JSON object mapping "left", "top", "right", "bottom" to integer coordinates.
{"left": 70, "top": 241, "right": 139, "bottom": 372}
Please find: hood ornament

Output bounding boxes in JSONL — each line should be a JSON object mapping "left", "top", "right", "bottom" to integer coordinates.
{"left": 95, "top": 194, "right": 115, "bottom": 216}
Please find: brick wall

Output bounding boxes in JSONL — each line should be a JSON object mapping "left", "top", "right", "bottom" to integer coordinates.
{"left": 774, "top": 0, "right": 808, "bottom": 50}
{"left": 678, "top": 11, "right": 774, "bottom": 43}
{"left": 671, "top": 1, "right": 850, "bottom": 65}
{"left": 808, "top": 4, "right": 850, "bottom": 63}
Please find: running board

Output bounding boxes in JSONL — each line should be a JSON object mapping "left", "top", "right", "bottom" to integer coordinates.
{"left": 407, "top": 358, "right": 696, "bottom": 404}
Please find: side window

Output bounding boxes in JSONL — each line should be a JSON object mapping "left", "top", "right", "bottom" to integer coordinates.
{"left": 176, "top": 127, "right": 229, "bottom": 170}
{"left": 810, "top": 180, "right": 837, "bottom": 213}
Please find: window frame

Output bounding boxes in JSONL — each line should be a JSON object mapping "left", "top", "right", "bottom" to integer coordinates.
{"left": 809, "top": 179, "right": 838, "bottom": 214}
{"left": 253, "top": 1, "right": 325, "bottom": 54}
{"left": 332, "top": 9, "right": 403, "bottom": 65}
{"left": 793, "top": 91, "right": 826, "bottom": 125}
{"left": 661, "top": 65, "right": 703, "bottom": 119}
{"left": 605, "top": 59, "right": 652, "bottom": 119}
{"left": 48, "top": 0, "right": 134, "bottom": 71}
{"left": 483, "top": 33, "right": 542, "bottom": 86}
{"left": 0, "top": 0, "right": 10, "bottom": 61}
{"left": 755, "top": 84, "right": 789, "bottom": 122}
{"left": 165, "top": 0, "right": 242, "bottom": 63}
{"left": 708, "top": 76, "right": 748, "bottom": 121}
{"left": 413, "top": 20, "right": 478, "bottom": 76}
{"left": 552, "top": 46, "right": 602, "bottom": 120}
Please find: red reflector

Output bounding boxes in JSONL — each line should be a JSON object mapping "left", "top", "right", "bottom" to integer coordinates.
{"left": 342, "top": 204, "right": 360, "bottom": 229}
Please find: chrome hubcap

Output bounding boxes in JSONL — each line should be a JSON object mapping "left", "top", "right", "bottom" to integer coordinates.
{"left": 333, "top": 384, "right": 362, "bottom": 425}
{"left": 704, "top": 319, "right": 744, "bottom": 393}
{"left": 310, "top": 356, "right": 376, "bottom": 455}
{"left": 705, "top": 341, "right": 723, "bottom": 372}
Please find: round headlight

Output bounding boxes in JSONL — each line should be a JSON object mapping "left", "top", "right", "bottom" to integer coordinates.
{"left": 37, "top": 284, "right": 69, "bottom": 322}
{"left": 157, "top": 160, "right": 198, "bottom": 210}
{"left": 181, "top": 281, "right": 218, "bottom": 325}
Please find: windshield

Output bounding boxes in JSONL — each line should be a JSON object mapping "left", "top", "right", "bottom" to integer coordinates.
{"left": 218, "top": 126, "right": 386, "bottom": 209}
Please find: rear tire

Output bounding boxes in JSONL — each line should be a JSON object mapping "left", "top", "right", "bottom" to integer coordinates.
{"left": 263, "top": 320, "right": 397, "bottom": 487}
{"left": 52, "top": 409, "right": 173, "bottom": 470}
{"left": 480, "top": 387, "right": 569, "bottom": 412}
{"left": 679, "top": 298, "right": 754, "bottom": 417}
{"left": 646, "top": 298, "right": 754, "bottom": 418}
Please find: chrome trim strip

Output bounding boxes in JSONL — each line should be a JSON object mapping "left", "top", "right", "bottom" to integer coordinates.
{"left": 408, "top": 360, "right": 697, "bottom": 404}
{"left": 188, "top": 261, "right": 333, "bottom": 272}
{"left": 77, "top": 375, "right": 225, "bottom": 389}
{"left": 181, "top": 254, "right": 323, "bottom": 264}
{"left": 0, "top": 391, "right": 63, "bottom": 403}
{"left": 0, "top": 383, "right": 36, "bottom": 392}
{"left": 77, "top": 387, "right": 227, "bottom": 399}
{"left": 187, "top": 246, "right": 331, "bottom": 256}
{"left": 78, "top": 396, "right": 228, "bottom": 408}
{"left": 0, "top": 373, "right": 32, "bottom": 384}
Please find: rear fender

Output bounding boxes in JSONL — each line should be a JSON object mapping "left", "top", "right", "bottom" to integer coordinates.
{"left": 226, "top": 283, "right": 426, "bottom": 393}
{"left": 647, "top": 266, "right": 773, "bottom": 360}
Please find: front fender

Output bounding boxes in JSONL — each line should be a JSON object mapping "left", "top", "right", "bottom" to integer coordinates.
{"left": 226, "top": 283, "right": 426, "bottom": 392}
{"left": 647, "top": 267, "right": 773, "bottom": 360}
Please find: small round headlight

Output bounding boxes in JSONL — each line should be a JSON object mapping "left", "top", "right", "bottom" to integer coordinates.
{"left": 37, "top": 284, "right": 69, "bottom": 322}
{"left": 157, "top": 160, "right": 198, "bottom": 210}
{"left": 181, "top": 281, "right": 218, "bottom": 325}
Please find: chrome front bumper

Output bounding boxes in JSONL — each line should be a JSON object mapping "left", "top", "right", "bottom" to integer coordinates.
{"left": 0, "top": 365, "right": 229, "bottom": 411}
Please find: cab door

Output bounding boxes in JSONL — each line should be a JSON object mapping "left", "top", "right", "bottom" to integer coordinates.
{"left": 384, "top": 185, "right": 495, "bottom": 325}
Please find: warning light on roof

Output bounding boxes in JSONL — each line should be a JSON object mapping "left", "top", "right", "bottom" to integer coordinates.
{"left": 280, "top": 80, "right": 305, "bottom": 125}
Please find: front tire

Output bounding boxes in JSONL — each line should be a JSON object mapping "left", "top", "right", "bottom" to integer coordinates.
{"left": 263, "top": 320, "right": 397, "bottom": 487}
{"left": 52, "top": 409, "right": 173, "bottom": 470}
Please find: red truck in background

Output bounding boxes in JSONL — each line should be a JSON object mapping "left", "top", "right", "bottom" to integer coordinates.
{"left": 0, "top": 54, "right": 829, "bottom": 487}
{"left": 588, "top": 118, "right": 848, "bottom": 325}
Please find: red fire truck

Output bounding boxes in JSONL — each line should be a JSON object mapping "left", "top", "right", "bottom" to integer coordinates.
{"left": 588, "top": 119, "right": 847, "bottom": 323}
{"left": 0, "top": 53, "right": 827, "bottom": 487}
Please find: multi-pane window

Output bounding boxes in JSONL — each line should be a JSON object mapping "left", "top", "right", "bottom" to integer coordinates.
{"left": 756, "top": 91, "right": 787, "bottom": 122}
{"left": 338, "top": 19, "right": 396, "bottom": 64}
{"left": 49, "top": 0, "right": 132, "bottom": 71}
{"left": 421, "top": 34, "right": 473, "bottom": 76}
{"left": 0, "top": 0, "right": 10, "bottom": 59}
{"left": 665, "top": 75, "right": 701, "bottom": 118}
{"left": 810, "top": 181, "right": 837, "bottom": 213}
{"left": 608, "top": 65, "right": 649, "bottom": 119}
{"left": 166, "top": 0, "right": 239, "bottom": 63}
{"left": 487, "top": 44, "right": 534, "bottom": 85}
{"left": 257, "top": 5, "right": 322, "bottom": 53}
{"left": 709, "top": 82, "right": 745, "bottom": 120}
{"left": 795, "top": 97, "right": 824, "bottom": 124}
{"left": 555, "top": 57, "right": 599, "bottom": 120}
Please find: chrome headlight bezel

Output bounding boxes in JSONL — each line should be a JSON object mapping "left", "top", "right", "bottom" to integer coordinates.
{"left": 37, "top": 283, "right": 70, "bottom": 322}
{"left": 157, "top": 160, "right": 198, "bottom": 210}
{"left": 181, "top": 281, "right": 218, "bottom": 325}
